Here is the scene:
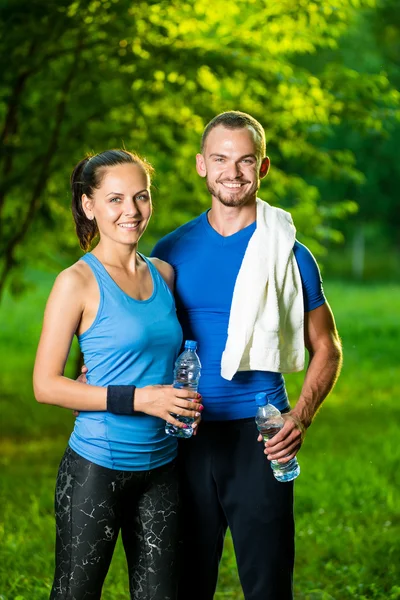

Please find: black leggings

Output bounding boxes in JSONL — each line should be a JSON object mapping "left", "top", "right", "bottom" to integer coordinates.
{"left": 50, "top": 447, "right": 180, "bottom": 600}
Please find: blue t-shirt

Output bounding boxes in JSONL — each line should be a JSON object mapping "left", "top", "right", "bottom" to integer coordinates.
{"left": 151, "top": 211, "right": 325, "bottom": 421}
{"left": 69, "top": 253, "right": 183, "bottom": 470}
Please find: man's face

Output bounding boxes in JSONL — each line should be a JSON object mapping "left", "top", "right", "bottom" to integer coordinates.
{"left": 196, "top": 125, "right": 269, "bottom": 208}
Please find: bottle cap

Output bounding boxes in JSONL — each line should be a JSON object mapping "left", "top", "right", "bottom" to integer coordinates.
{"left": 184, "top": 340, "right": 197, "bottom": 350}
{"left": 255, "top": 392, "right": 270, "bottom": 406}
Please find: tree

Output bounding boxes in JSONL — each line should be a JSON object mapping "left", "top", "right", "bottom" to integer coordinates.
{"left": 1, "top": 0, "right": 398, "bottom": 299}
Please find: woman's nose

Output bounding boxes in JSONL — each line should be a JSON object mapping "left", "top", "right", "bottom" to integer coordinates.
{"left": 123, "top": 199, "right": 140, "bottom": 216}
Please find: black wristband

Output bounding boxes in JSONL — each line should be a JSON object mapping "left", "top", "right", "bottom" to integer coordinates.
{"left": 107, "top": 385, "right": 136, "bottom": 415}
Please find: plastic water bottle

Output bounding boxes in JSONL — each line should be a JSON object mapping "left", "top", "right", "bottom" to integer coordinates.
{"left": 255, "top": 392, "right": 300, "bottom": 482}
{"left": 165, "top": 340, "right": 201, "bottom": 439}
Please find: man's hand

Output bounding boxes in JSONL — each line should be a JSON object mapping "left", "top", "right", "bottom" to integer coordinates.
{"left": 257, "top": 412, "right": 306, "bottom": 463}
{"left": 135, "top": 385, "right": 203, "bottom": 430}
{"left": 192, "top": 411, "right": 202, "bottom": 436}
{"left": 77, "top": 365, "right": 88, "bottom": 384}
{"left": 72, "top": 365, "right": 88, "bottom": 416}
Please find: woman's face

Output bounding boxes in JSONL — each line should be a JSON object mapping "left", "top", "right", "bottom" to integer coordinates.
{"left": 82, "top": 163, "right": 152, "bottom": 247}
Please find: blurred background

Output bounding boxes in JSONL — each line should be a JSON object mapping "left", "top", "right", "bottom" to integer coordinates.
{"left": 0, "top": 1, "right": 399, "bottom": 599}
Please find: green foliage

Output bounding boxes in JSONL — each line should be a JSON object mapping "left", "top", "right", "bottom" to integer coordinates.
{"left": 0, "top": 0, "right": 399, "bottom": 297}
{"left": 1, "top": 280, "right": 399, "bottom": 598}
{"left": 302, "top": 0, "right": 400, "bottom": 250}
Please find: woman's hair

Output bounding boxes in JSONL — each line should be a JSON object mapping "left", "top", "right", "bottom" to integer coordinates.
{"left": 71, "top": 149, "right": 154, "bottom": 251}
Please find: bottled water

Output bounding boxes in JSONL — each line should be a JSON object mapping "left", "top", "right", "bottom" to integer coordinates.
{"left": 255, "top": 392, "right": 300, "bottom": 482}
{"left": 165, "top": 340, "right": 201, "bottom": 439}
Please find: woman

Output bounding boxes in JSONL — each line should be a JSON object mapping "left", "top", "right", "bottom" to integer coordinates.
{"left": 33, "top": 150, "right": 202, "bottom": 599}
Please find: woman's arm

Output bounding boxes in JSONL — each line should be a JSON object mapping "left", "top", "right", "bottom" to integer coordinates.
{"left": 33, "top": 266, "right": 108, "bottom": 410}
{"left": 34, "top": 265, "right": 201, "bottom": 426}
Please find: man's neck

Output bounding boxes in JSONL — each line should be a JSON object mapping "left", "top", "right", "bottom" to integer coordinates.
{"left": 207, "top": 199, "right": 257, "bottom": 237}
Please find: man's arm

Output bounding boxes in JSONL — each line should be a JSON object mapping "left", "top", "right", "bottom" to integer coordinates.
{"left": 262, "top": 301, "right": 342, "bottom": 462}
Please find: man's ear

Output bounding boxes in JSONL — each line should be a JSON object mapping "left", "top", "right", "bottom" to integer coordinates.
{"left": 196, "top": 153, "right": 207, "bottom": 178}
{"left": 259, "top": 157, "right": 270, "bottom": 179}
{"left": 81, "top": 194, "right": 95, "bottom": 220}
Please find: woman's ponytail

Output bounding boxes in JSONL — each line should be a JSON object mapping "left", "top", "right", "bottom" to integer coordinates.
{"left": 70, "top": 157, "right": 98, "bottom": 251}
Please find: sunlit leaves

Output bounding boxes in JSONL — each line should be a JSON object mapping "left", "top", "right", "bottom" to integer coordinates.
{"left": 0, "top": 0, "right": 398, "bottom": 295}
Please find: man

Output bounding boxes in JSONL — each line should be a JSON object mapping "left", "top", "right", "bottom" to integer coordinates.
{"left": 151, "top": 111, "right": 342, "bottom": 600}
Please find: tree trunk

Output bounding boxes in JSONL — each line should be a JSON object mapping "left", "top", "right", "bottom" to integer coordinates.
{"left": 0, "top": 40, "right": 82, "bottom": 302}
{"left": 0, "top": 42, "right": 37, "bottom": 215}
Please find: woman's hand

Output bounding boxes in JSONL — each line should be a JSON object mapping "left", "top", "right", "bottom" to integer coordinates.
{"left": 135, "top": 385, "right": 203, "bottom": 429}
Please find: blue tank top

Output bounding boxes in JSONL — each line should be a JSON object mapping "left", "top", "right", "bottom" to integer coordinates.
{"left": 68, "top": 253, "right": 183, "bottom": 471}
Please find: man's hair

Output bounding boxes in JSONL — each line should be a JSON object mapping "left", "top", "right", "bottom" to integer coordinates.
{"left": 201, "top": 111, "right": 266, "bottom": 159}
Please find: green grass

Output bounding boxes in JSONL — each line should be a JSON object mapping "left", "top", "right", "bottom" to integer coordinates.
{"left": 1, "top": 279, "right": 400, "bottom": 599}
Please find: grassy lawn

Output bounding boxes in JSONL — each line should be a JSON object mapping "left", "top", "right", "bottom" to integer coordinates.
{"left": 1, "top": 277, "right": 399, "bottom": 599}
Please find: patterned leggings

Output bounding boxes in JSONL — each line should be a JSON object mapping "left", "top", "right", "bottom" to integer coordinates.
{"left": 50, "top": 447, "right": 180, "bottom": 600}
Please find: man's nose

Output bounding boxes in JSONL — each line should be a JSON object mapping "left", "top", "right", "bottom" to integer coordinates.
{"left": 224, "top": 161, "right": 242, "bottom": 178}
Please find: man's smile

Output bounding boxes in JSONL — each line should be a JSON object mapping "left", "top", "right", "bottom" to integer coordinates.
{"left": 219, "top": 181, "right": 248, "bottom": 189}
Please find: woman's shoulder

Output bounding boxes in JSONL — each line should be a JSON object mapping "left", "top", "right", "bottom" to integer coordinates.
{"left": 148, "top": 257, "right": 175, "bottom": 292}
{"left": 42, "top": 260, "right": 97, "bottom": 319}
{"left": 53, "top": 259, "right": 94, "bottom": 295}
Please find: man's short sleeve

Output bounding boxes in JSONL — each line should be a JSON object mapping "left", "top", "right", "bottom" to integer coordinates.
{"left": 293, "top": 241, "right": 326, "bottom": 312}
{"left": 151, "top": 238, "right": 170, "bottom": 263}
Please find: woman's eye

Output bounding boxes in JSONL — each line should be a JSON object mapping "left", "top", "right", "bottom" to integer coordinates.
{"left": 110, "top": 197, "right": 121, "bottom": 203}
{"left": 136, "top": 194, "right": 149, "bottom": 201}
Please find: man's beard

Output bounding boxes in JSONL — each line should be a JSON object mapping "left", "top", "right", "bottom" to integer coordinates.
{"left": 206, "top": 177, "right": 259, "bottom": 207}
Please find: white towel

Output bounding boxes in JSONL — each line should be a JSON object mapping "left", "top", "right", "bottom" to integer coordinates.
{"left": 220, "top": 198, "right": 305, "bottom": 380}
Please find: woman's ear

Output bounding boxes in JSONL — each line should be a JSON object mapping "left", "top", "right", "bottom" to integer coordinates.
{"left": 81, "top": 194, "right": 95, "bottom": 220}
